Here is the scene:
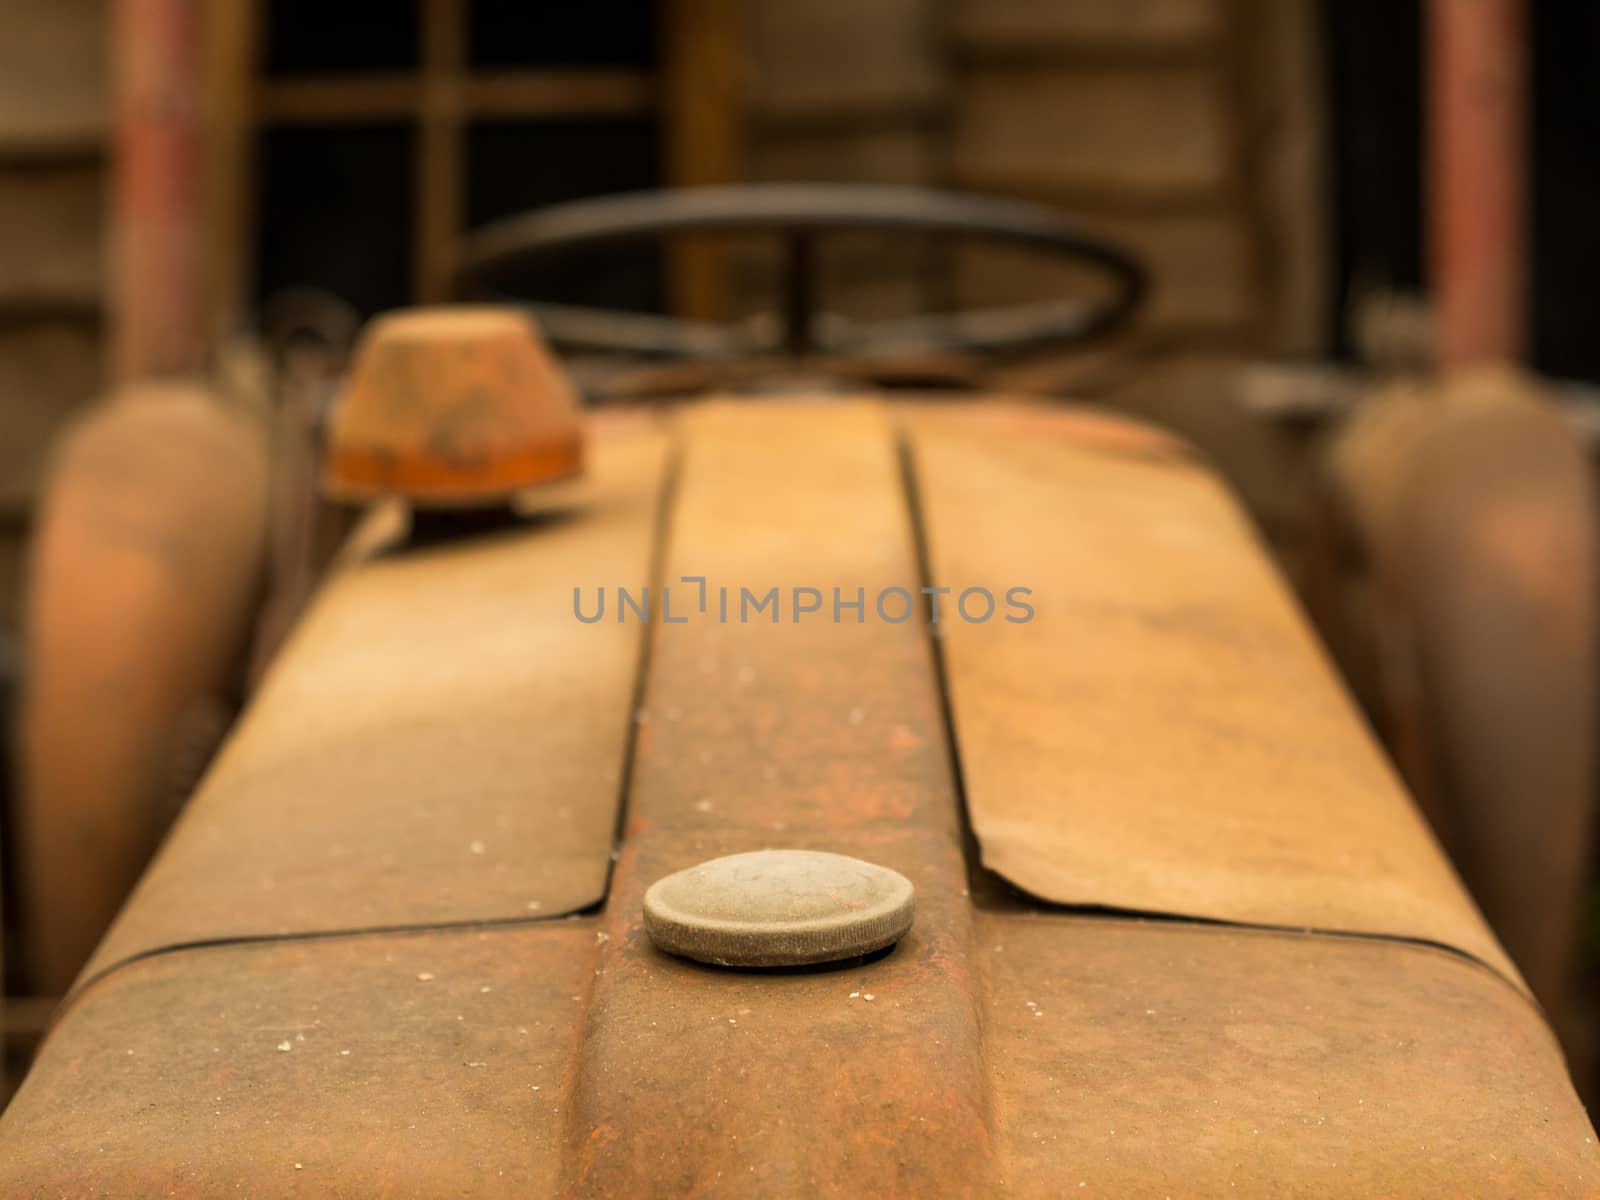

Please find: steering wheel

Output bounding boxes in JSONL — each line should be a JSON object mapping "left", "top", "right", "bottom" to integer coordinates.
{"left": 457, "top": 184, "right": 1147, "bottom": 361}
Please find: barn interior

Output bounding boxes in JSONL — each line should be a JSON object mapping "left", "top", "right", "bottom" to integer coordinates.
{"left": 3, "top": 0, "right": 1599, "bottom": 1120}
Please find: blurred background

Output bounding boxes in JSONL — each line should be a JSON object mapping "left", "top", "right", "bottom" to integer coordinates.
{"left": 3, "top": 0, "right": 1599, "bottom": 1110}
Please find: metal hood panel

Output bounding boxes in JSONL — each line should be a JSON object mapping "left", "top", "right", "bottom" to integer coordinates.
{"left": 5, "top": 398, "right": 1590, "bottom": 1196}
{"left": 905, "top": 403, "right": 1521, "bottom": 989}
{"left": 979, "top": 913, "right": 1595, "bottom": 1197}
{"left": 4, "top": 913, "right": 1593, "bottom": 1196}
{"left": 1, "top": 925, "right": 595, "bottom": 1195}
{"left": 77, "top": 418, "right": 669, "bottom": 986}
{"left": 566, "top": 400, "right": 994, "bottom": 1194}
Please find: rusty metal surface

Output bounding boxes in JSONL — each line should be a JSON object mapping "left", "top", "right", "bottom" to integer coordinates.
{"left": 7, "top": 898, "right": 1595, "bottom": 1195}
{"left": 980, "top": 914, "right": 1598, "bottom": 1197}
{"left": 904, "top": 401, "right": 1522, "bottom": 989}
{"left": 77, "top": 420, "right": 669, "bottom": 987}
{"left": 4, "top": 397, "right": 1593, "bottom": 1195}
{"left": 577, "top": 830, "right": 992, "bottom": 1197}
{"left": 1326, "top": 368, "right": 1596, "bottom": 1022}
{"left": 1, "top": 924, "right": 595, "bottom": 1196}
{"left": 323, "top": 307, "right": 584, "bottom": 507}
{"left": 567, "top": 401, "right": 993, "bottom": 1195}
{"left": 622, "top": 402, "right": 961, "bottom": 843}
{"left": 18, "top": 386, "right": 270, "bottom": 993}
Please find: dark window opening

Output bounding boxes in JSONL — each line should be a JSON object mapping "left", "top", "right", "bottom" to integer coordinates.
{"left": 468, "top": 1, "right": 660, "bottom": 71}
{"left": 256, "top": 125, "right": 416, "bottom": 318}
{"left": 264, "top": 0, "right": 421, "bottom": 76}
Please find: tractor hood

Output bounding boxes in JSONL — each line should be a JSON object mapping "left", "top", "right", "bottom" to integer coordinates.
{"left": 2, "top": 400, "right": 1593, "bottom": 1196}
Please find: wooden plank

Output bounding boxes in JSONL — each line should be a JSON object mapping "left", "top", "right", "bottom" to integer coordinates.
{"left": 745, "top": 0, "right": 943, "bottom": 122}
{"left": 953, "top": 64, "right": 1231, "bottom": 199}
{"left": 203, "top": 0, "right": 262, "bottom": 348}
{"left": 1240, "top": 0, "right": 1330, "bottom": 354}
{"left": 0, "top": 0, "right": 108, "bottom": 157}
{"left": 953, "top": 210, "right": 1255, "bottom": 332}
{"left": 258, "top": 72, "right": 656, "bottom": 124}
{"left": 0, "top": 167, "right": 104, "bottom": 308}
{"left": 950, "top": 0, "right": 1222, "bottom": 55}
{"left": 1211, "top": 0, "right": 1270, "bottom": 353}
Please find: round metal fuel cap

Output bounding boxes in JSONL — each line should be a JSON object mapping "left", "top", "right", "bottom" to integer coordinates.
{"left": 643, "top": 850, "right": 916, "bottom": 967}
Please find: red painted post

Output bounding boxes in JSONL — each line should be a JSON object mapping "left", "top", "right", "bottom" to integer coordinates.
{"left": 111, "top": 0, "right": 205, "bottom": 382}
{"left": 1428, "top": 0, "right": 1527, "bottom": 366}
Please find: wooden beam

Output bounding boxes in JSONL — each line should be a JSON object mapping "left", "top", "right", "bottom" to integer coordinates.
{"left": 662, "top": 0, "right": 748, "bottom": 320}
{"left": 203, "top": 0, "right": 262, "bottom": 349}
{"left": 258, "top": 76, "right": 422, "bottom": 124}
{"left": 948, "top": 0, "right": 1223, "bottom": 60}
{"left": 1240, "top": 0, "right": 1330, "bottom": 356}
{"left": 416, "top": 0, "right": 467, "bottom": 304}
{"left": 948, "top": 167, "right": 1230, "bottom": 216}
{"left": 468, "top": 71, "right": 657, "bottom": 118}
{"left": 259, "top": 71, "right": 657, "bottom": 125}
{"left": 0, "top": 0, "right": 109, "bottom": 164}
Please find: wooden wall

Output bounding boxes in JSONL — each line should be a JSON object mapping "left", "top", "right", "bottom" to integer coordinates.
{"left": 731, "top": 0, "right": 1326, "bottom": 353}
{"left": 730, "top": 0, "right": 946, "bottom": 320}
{"left": 946, "top": 0, "right": 1323, "bottom": 351}
{"left": 0, "top": 0, "right": 109, "bottom": 629}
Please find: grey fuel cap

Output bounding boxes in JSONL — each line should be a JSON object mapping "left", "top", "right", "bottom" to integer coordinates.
{"left": 642, "top": 849, "right": 916, "bottom": 967}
